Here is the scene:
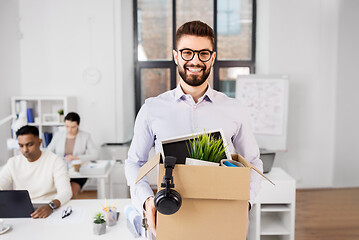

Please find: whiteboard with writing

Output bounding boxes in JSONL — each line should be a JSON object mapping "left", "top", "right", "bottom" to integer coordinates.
{"left": 236, "top": 75, "right": 289, "bottom": 151}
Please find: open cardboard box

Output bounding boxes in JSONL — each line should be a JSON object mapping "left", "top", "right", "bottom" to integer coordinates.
{"left": 136, "top": 130, "right": 273, "bottom": 240}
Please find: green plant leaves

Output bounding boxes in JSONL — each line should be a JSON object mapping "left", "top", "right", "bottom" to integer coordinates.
{"left": 186, "top": 131, "right": 227, "bottom": 163}
{"left": 94, "top": 212, "right": 106, "bottom": 224}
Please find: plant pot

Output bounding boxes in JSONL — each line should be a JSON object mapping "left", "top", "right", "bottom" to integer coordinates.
{"left": 59, "top": 115, "right": 64, "bottom": 123}
{"left": 185, "top": 157, "right": 219, "bottom": 166}
{"left": 93, "top": 222, "right": 106, "bottom": 235}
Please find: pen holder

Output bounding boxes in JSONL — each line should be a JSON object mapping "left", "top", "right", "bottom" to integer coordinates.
{"left": 103, "top": 207, "right": 117, "bottom": 227}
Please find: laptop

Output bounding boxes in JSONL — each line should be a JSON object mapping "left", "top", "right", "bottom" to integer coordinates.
{"left": 0, "top": 190, "right": 44, "bottom": 218}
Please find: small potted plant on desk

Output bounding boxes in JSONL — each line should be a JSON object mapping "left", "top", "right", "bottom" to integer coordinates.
{"left": 186, "top": 131, "right": 228, "bottom": 166}
{"left": 93, "top": 212, "right": 106, "bottom": 235}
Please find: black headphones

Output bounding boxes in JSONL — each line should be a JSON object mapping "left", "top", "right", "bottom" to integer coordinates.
{"left": 154, "top": 156, "right": 182, "bottom": 215}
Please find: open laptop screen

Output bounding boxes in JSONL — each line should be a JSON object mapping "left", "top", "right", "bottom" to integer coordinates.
{"left": 0, "top": 190, "right": 35, "bottom": 218}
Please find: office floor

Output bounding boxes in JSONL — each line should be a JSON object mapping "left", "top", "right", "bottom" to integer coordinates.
{"left": 77, "top": 190, "right": 97, "bottom": 199}
{"left": 77, "top": 188, "right": 359, "bottom": 240}
{"left": 295, "top": 187, "right": 359, "bottom": 240}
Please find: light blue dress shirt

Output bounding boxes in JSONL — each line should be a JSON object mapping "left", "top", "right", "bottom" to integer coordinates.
{"left": 125, "top": 84, "right": 263, "bottom": 212}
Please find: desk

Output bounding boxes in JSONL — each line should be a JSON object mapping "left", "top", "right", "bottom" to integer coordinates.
{"left": 0, "top": 199, "right": 146, "bottom": 240}
{"left": 69, "top": 161, "right": 115, "bottom": 199}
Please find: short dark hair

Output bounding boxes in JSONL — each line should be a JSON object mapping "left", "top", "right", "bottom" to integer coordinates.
{"left": 16, "top": 125, "right": 39, "bottom": 138}
{"left": 175, "top": 21, "right": 215, "bottom": 49}
{"left": 64, "top": 112, "right": 80, "bottom": 125}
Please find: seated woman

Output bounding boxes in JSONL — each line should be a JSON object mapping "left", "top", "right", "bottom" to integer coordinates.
{"left": 47, "top": 112, "right": 98, "bottom": 198}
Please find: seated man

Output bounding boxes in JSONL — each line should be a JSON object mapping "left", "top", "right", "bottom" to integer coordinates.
{"left": 0, "top": 125, "right": 72, "bottom": 218}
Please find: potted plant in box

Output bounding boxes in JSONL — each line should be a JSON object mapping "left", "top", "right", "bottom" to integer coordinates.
{"left": 93, "top": 212, "right": 106, "bottom": 235}
{"left": 186, "top": 131, "right": 228, "bottom": 166}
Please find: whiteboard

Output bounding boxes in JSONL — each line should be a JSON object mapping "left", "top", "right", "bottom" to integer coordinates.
{"left": 236, "top": 75, "right": 289, "bottom": 151}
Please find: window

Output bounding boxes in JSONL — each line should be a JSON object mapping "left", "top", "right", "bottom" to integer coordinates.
{"left": 135, "top": 0, "right": 256, "bottom": 112}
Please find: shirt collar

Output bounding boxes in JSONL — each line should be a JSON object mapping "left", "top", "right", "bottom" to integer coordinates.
{"left": 174, "top": 84, "right": 186, "bottom": 101}
{"left": 174, "top": 83, "right": 215, "bottom": 103}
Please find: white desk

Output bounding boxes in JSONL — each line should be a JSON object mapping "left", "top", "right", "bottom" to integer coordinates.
{"left": 0, "top": 199, "right": 145, "bottom": 240}
{"left": 69, "top": 161, "right": 115, "bottom": 199}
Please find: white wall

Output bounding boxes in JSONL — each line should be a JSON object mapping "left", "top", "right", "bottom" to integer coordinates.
{"left": 257, "top": 0, "right": 359, "bottom": 188}
{"left": 0, "top": 0, "right": 21, "bottom": 164}
{"left": 333, "top": 0, "right": 359, "bottom": 187}
{"left": 18, "top": 0, "right": 134, "bottom": 146}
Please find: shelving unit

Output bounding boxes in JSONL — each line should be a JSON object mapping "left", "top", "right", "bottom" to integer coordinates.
{"left": 11, "top": 96, "right": 74, "bottom": 147}
{"left": 248, "top": 168, "right": 296, "bottom": 240}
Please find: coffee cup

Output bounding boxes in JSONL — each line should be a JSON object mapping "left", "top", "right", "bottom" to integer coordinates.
{"left": 72, "top": 160, "right": 82, "bottom": 172}
{"left": 73, "top": 164, "right": 81, "bottom": 172}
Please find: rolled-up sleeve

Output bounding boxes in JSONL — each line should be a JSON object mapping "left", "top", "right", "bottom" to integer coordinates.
{"left": 125, "top": 103, "right": 156, "bottom": 213}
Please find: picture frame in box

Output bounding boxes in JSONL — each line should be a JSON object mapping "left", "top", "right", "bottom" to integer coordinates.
{"left": 159, "top": 129, "right": 232, "bottom": 165}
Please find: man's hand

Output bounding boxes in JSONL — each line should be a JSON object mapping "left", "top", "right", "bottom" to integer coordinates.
{"left": 144, "top": 196, "right": 157, "bottom": 237}
{"left": 31, "top": 205, "right": 53, "bottom": 219}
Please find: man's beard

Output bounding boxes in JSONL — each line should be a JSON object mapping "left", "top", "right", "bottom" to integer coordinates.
{"left": 178, "top": 63, "right": 211, "bottom": 87}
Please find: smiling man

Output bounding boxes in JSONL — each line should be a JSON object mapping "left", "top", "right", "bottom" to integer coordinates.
{"left": 125, "top": 21, "right": 263, "bottom": 236}
{"left": 0, "top": 125, "right": 72, "bottom": 218}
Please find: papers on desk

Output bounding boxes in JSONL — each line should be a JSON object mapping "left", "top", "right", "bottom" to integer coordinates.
{"left": 79, "top": 160, "right": 110, "bottom": 175}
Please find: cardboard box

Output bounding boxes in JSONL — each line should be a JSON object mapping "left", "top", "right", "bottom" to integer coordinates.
{"left": 136, "top": 152, "right": 271, "bottom": 240}
{"left": 136, "top": 130, "right": 273, "bottom": 239}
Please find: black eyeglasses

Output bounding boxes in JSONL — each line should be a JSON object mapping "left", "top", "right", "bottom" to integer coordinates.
{"left": 62, "top": 206, "right": 72, "bottom": 219}
{"left": 178, "top": 48, "right": 214, "bottom": 62}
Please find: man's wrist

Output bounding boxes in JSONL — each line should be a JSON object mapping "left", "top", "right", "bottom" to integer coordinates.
{"left": 48, "top": 199, "right": 61, "bottom": 211}
{"left": 144, "top": 196, "right": 154, "bottom": 211}
{"left": 48, "top": 201, "right": 57, "bottom": 211}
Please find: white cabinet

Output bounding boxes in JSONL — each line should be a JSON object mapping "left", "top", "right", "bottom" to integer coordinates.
{"left": 249, "top": 168, "right": 296, "bottom": 240}
{"left": 11, "top": 96, "right": 74, "bottom": 147}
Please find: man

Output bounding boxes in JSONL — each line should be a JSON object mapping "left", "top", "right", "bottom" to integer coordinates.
{"left": 125, "top": 20, "right": 263, "bottom": 236}
{"left": 0, "top": 125, "right": 72, "bottom": 218}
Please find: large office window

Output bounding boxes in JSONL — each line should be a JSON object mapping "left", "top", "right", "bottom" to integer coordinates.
{"left": 135, "top": 0, "right": 256, "bottom": 112}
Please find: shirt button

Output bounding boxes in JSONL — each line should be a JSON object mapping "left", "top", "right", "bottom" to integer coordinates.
{"left": 193, "top": 106, "right": 197, "bottom": 109}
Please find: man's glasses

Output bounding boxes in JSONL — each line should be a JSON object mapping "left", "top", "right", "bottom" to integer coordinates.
{"left": 62, "top": 206, "right": 72, "bottom": 219}
{"left": 178, "top": 48, "right": 214, "bottom": 62}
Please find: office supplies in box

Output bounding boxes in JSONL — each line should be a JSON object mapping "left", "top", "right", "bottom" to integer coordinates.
{"left": 79, "top": 160, "right": 110, "bottom": 175}
{"left": 136, "top": 153, "right": 272, "bottom": 240}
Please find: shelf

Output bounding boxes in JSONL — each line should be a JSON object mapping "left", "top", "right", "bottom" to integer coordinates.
{"left": 42, "top": 122, "right": 64, "bottom": 126}
{"left": 11, "top": 96, "right": 70, "bottom": 149}
{"left": 260, "top": 236, "right": 290, "bottom": 240}
{"left": 27, "top": 122, "right": 64, "bottom": 126}
{"left": 261, "top": 204, "right": 291, "bottom": 212}
{"left": 249, "top": 168, "right": 295, "bottom": 240}
{"left": 261, "top": 212, "right": 290, "bottom": 235}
